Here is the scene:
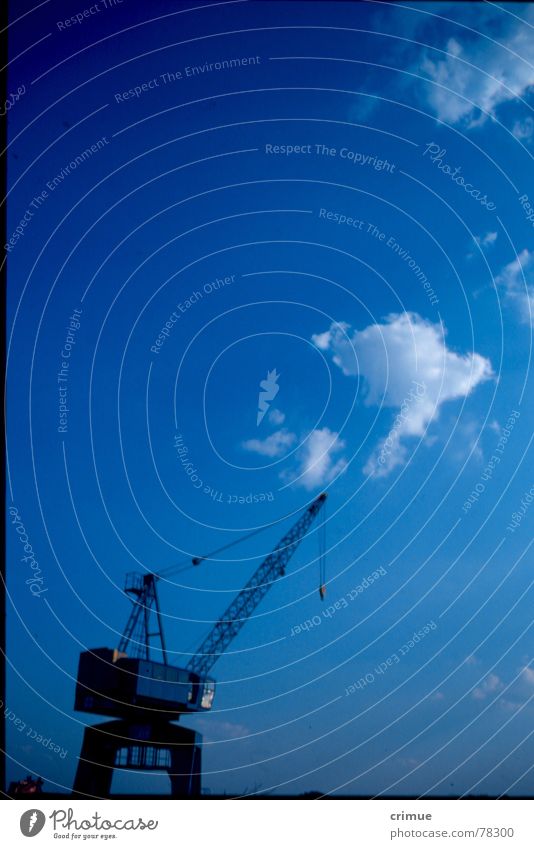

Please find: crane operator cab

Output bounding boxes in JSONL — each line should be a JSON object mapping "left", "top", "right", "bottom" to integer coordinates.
{"left": 74, "top": 648, "right": 216, "bottom": 720}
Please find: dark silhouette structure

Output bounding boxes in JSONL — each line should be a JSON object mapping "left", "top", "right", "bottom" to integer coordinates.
{"left": 72, "top": 494, "right": 327, "bottom": 797}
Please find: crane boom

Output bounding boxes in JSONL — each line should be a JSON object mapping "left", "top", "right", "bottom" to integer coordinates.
{"left": 186, "top": 492, "right": 327, "bottom": 677}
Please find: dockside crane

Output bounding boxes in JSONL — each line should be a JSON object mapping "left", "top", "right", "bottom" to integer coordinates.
{"left": 72, "top": 493, "right": 327, "bottom": 798}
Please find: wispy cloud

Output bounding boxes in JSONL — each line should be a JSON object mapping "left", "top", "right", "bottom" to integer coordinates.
{"left": 513, "top": 116, "right": 534, "bottom": 142}
{"left": 268, "top": 408, "right": 285, "bottom": 425}
{"left": 285, "top": 427, "right": 347, "bottom": 490}
{"left": 521, "top": 666, "right": 534, "bottom": 687}
{"left": 242, "top": 428, "right": 296, "bottom": 458}
{"left": 482, "top": 666, "right": 534, "bottom": 713}
{"left": 472, "top": 673, "right": 504, "bottom": 700}
{"left": 313, "top": 313, "right": 493, "bottom": 477}
{"left": 476, "top": 231, "right": 498, "bottom": 247}
{"left": 193, "top": 719, "right": 250, "bottom": 742}
{"left": 496, "top": 249, "right": 534, "bottom": 327}
{"left": 419, "top": 11, "right": 534, "bottom": 126}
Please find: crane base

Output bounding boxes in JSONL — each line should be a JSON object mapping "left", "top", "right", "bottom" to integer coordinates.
{"left": 72, "top": 719, "right": 202, "bottom": 798}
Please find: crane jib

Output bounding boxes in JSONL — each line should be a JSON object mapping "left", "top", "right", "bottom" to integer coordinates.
{"left": 187, "top": 493, "right": 327, "bottom": 677}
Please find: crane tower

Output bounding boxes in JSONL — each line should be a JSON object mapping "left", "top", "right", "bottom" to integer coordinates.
{"left": 72, "top": 493, "right": 327, "bottom": 797}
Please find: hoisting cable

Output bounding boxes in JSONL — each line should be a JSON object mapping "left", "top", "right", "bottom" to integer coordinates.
{"left": 156, "top": 510, "right": 290, "bottom": 580}
{"left": 319, "top": 498, "right": 327, "bottom": 600}
{"left": 186, "top": 511, "right": 292, "bottom": 568}
{"left": 156, "top": 561, "right": 196, "bottom": 580}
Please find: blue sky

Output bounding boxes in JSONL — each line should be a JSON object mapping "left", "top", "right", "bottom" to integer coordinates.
{"left": 6, "top": 0, "right": 534, "bottom": 796}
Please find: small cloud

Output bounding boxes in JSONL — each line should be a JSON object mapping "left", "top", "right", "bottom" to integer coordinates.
{"left": 496, "top": 666, "right": 534, "bottom": 712}
{"left": 242, "top": 428, "right": 296, "bottom": 458}
{"left": 472, "top": 673, "right": 503, "bottom": 700}
{"left": 512, "top": 116, "right": 534, "bottom": 142}
{"left": 194, "top": 719, "right": 250, "bottom": 741}
{"left": 496, "top": 248, "right": 534, "bottom": 327}
{"left": 475, "top": 231, "right": 498, "bottom": 247}
{"left": 487, "top": 420, "right": 501, "bottom": 435}
{"left": 268, "top": 408, "right": 285, "bottom": 425}
{"left": 520, "top": 666, "right": 534, "bottom": 687}
{"left": 452, "top": 418, "right": 484, "bottom": 463}
{"left": 430, "top": 691, "right": 445, "bottom": 701}
{"left": 287, "top": 427, "right": 347, "bottom": 490}
{"left": 313, "top": 313, "right": 493, "bottom": 477}
{"left": 464, "top": 655, "right": 478, "bottom": 666}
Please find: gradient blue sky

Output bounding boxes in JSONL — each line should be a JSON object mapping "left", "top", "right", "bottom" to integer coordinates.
{"left": 6, "top": 0, "right": 534, "bottom": 796}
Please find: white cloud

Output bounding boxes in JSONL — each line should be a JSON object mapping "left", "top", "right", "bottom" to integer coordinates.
{"left": 242, "top": 428, "right": 296, "bottom": 458}
{"left": 288, "top": 427, "right": 347, "bottom": 490}
{"left": 476, "top": 231, "right": 498, "bottom": 247}
{"left": 492, "top": 666, "right": 534, "bottom": 712}
{"left": 244, "top": 422, "right": 347, "bottom": 489}
{"left": 520, "top": 666, "right": 534, "bottom": 687}
{"left": 496, "top": 248, "right": 534, "bottom": 326}
{"left": 268, "top": 408, "right": 285, "bottom": 425}
{"left": 420, "top": 14, "right": 534, "bottom": 126}
{"left": 467, "top": 231, "right": 497, "bottom": 261}
{"left": 466, "top": 666, "right": 534, "bottom": 713}
{"left": 513, "top": 116, "right": 534, "bottom": 142}
{"left": 313, "top": 313, "right": 493, "bottom": 477}
{"left": 472, "top": 673, "right": 504, "bottom": 701}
